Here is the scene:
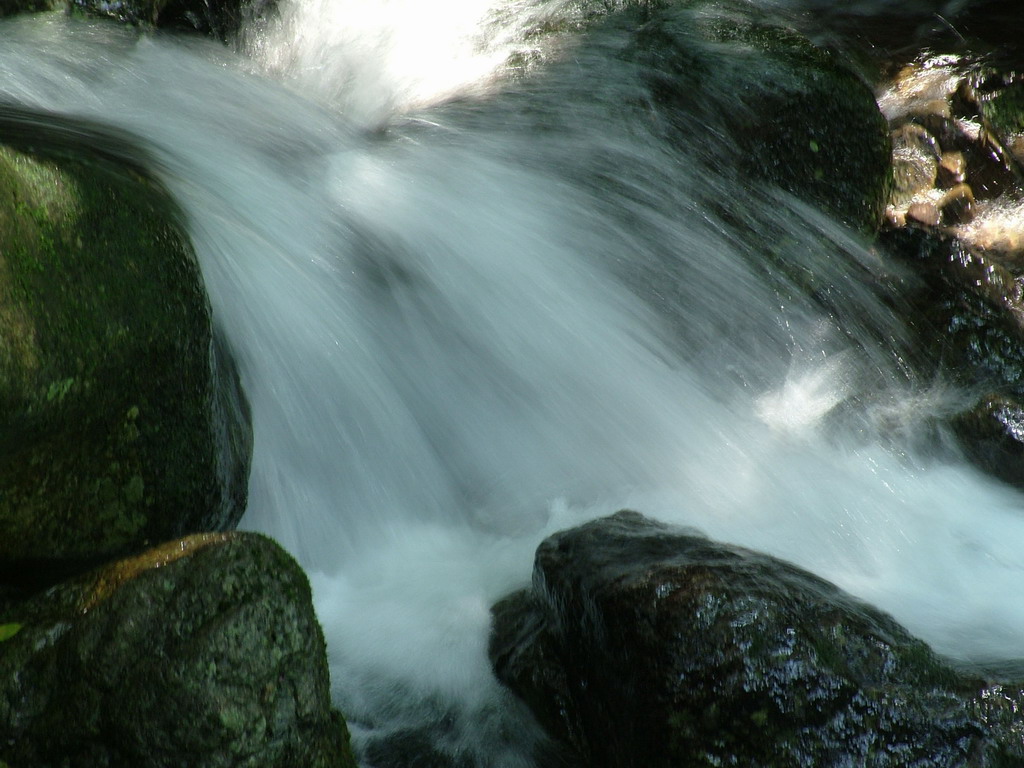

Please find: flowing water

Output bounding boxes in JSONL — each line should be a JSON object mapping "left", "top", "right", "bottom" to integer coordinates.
{"left": 2, "top": 2, "right": 1024, "bottom": 765}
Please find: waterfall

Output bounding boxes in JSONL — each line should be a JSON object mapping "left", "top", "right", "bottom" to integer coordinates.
{"left": 2, "top": 4, "right": 1024, "bottom": 765}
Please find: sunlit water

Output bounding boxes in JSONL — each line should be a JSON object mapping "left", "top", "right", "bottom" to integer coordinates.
{"left": 2, "top": 2, "right": 1024, "bottom": 764}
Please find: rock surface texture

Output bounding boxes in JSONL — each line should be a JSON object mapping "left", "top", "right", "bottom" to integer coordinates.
{"left": 0, "top": 532, "right": 356, "bottom": 768}
{"left": 0, "top": 121, "right": 251, "bottom": 582}
{"left": 491, "top": 511, "right": 1024, "bottom": 767}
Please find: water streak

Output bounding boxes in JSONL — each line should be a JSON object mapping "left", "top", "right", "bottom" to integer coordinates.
{"left": 2, "top": 6, "right": 1024, "bottom": 765}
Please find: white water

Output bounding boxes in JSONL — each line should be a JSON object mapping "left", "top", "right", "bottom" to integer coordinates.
{"left": 3, "top": 4, "right": 1024, "bottom": 764}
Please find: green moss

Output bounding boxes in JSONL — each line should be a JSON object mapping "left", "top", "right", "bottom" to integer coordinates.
{"left": 0, "top": 139, "right": 246, "bottom": 568}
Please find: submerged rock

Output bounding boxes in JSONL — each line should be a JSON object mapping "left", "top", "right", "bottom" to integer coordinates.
{"left": 0, "top": 531, "right": 355, "bottom": 768}
{"left": 0, "top": 116, "right": 251, "bottom": 583}
{"left": 491, "top": 511, "right": 1024, "bottom": 767}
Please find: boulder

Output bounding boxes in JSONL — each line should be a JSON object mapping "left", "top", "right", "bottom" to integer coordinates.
{"left": 491, "top": 511, "right": 1024, "bottom": 767}
{"left": 0, "top": 531, "right": 356, "bottom": 768}
{"left": 623, "top": 0, "right": 892, "bottom": 233}
{"left": 0, "top": 115, "right": 251, "bottom": 584}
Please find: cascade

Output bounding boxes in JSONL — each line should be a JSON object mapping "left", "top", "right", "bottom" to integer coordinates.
{"left": 2, "top": 2, "right": 1023, "bottom": 764}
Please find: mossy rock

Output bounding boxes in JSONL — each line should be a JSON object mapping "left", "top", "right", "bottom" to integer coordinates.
{"left": 491, "top": 511, "right": 1024, "bottom": 767}
{"left": 0, "top": 531, "right": 355, "bottom": 767}
{"left": 0, "top": 118, "right": 251, "bottom": 582}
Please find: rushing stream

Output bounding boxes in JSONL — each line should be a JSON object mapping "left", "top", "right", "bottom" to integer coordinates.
{"left": 2, "top": 2, "right": 1024, "bottom": 764}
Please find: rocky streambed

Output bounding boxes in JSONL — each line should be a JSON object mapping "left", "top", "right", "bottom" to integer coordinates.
{"left": 3, "top": 1, "right": 1024, "bottom": 767}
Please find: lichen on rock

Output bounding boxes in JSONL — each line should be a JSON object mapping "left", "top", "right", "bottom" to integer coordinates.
{"left": 0, "top": 532, "right": 356, "bottom": 768}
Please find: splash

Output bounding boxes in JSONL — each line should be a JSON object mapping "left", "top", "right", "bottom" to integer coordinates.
{"left": 3, "top": 6, "right": 1024, "bottom": 766}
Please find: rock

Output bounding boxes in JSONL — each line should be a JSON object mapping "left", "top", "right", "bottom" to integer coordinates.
{"left": 938, "top": 182, "right": 975, "bottom": 224}
{"left": 0, "top": 0, "right": 275, "bottom": 42}
{"left": 624, "top": 1, "right": 892, "bottom": 233}
{"left": 907, "top": 199, "right": 941, "bottom": 226}
{"left": 953, "top": 396, "right": 1024, "bottom": 489}
{"left": 491, "top": 511, "right": 1024, "bottom": 767}
{"left": 939, "top": 150, "right": 967, "bottom": 185}
{"left": 0, "top": 114, "right": 251, "bottom": 583}
{"left": 878, "top": 225, "right": 1024, "bottom": 487}
{"left": 891, "top": 122, "right": 940, "bottom": 206}
{"left": 0, "top": 0, "right": 59, "bottom": 17}
{"left": 67, "top": 0, "right": 277, "bottom": 42}
{"left": 0, "top": 531, "right": 356, "bottom": 768}
{"left": 875, "top": 50, "right": 1024, "bottom": 488}
{"left": 976, "top": 72, "right": 1024, "bottom": 169}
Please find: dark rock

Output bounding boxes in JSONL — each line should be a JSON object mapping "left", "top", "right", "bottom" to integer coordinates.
{"left": 625, "top": 1, "right": 892, "bottom": 233}
{"left": 68, "top": 0, "right": 277, "bottom": 42}
{"left": 878, "top": 226, "right": 1024, "bottom": 486}
{"left": 950, "top": 1, "right": 1024, "bottom": 66}
{"left": 0, "top": 113, "right": 251, "bottom": 583}
{"left": 491, "top": 511, "right": 1024, "bottom": 767}
{"left": 953, "top": 396, "right": 1024, "bottom": 489}
{"left": 0, "top": 0, "right": 275, "bottom": 43}
{"left": 0, "top": 531, "right": 356, "bottom": 768}
{"left": 0, "top": 0, "right": 59, "bottom": 17}
{"left": 974, "top": 70, "right": 1024, "bottom": 172}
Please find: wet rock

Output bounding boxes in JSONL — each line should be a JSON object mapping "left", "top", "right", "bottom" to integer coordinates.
{"left": 0, "top": 531, "right": 356, "bottom": 768}
{"left": 0, "top": 115, "right": 251, "bottom": 584}
{"left": 0, "top": 0, "right": 275, "bottom": 42}
{"left": 0, "top": 0, "right": 59, "bottom": 17}
{"left": 953, "top": 396, "right": 1024, "bottom": 489}
{"left": 891, "top": 122, "right": 940, "bottom": 206}
{"left": 626, "top": 1, "right": 892, "bottom": 233}
{"left": 938, "top": 182, "right": 975, "bottom": 224}
{"left": 361, "top": 727, "right": 475, "bottom": 768}
{"left": 976, "top": 72, "right": 1024, "bottom": 169}
{"left": 491, "top": 511, "right": 1024, "bottom": 767}
{"left": 938, "top": 150, "right": 966, "bottom": 185}
{"left": 881, "top": 54, "right": 1019, "bottom": 224}
{"left": 874, "top": 50, "right": 1024, "bottom": 488}
{"left": 68, "top": 0, "right": 277, "bottom": 42}
{"left": 907, "top": 199, "right": 941, "bottom": 226}
{"left": 880, "top": 226, "right": 1024, "bottom": 378}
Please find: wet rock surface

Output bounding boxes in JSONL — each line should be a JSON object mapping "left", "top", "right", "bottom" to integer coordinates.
{"left": 625, "top": 0, "right": 892, "bottom": 233}
{"left": 0, "top": 115, "right": 251, "bottom": 583}
{"left": 0, "top": 0, "right": 274, "bottom": 42}
{"left": 877, "top": 54, "right": 1024, "bottom": 487}
{"left": 67, "top": 0, "right": 277, "bottom": 42}
{"left": 491, "top": 511, "right": 1024, "bottom": 767}
{"left": 0, "top": 532, "right": 356, "bottom": 768}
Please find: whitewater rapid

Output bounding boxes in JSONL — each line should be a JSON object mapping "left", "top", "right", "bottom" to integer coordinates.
{"left": 3, "top": 3, "right": 1024, "bottom": 764}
